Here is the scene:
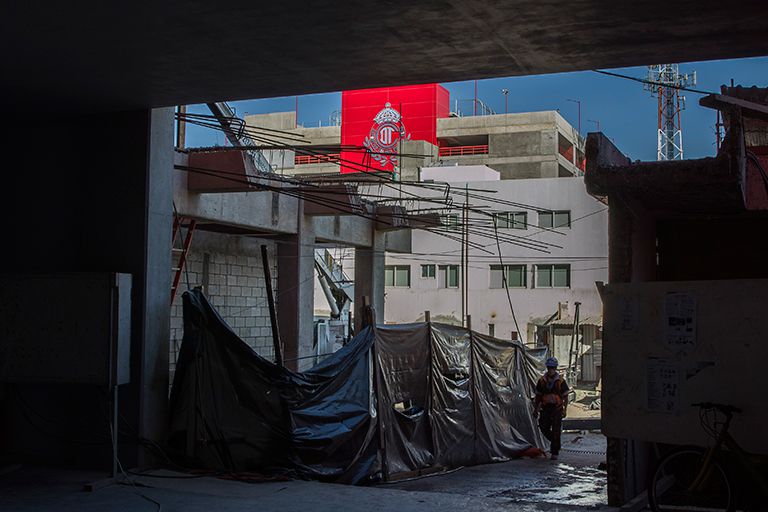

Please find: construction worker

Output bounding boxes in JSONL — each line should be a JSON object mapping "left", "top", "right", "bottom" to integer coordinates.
{"left": 533, "top": 357, "right": 570, "bottom": 460}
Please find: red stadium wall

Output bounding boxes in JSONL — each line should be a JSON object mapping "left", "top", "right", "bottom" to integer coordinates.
{"left": 340, "top": 84, "right": 449, "bottom": 173}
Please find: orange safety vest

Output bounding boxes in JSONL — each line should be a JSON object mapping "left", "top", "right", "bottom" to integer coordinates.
{"left": 537, "top": 375, "right": 566, "bottom": 407}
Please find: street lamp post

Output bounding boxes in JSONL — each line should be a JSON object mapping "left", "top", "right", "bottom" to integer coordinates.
{"left": 566, "top": 98, "right": 581, "bottom": 135}
{"left": 502, "top": 88, "right": 509, "bottom": 114}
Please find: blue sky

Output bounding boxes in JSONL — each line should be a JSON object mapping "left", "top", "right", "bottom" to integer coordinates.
{"left": 186, "top": 56, "right": 767, "bottom": 162}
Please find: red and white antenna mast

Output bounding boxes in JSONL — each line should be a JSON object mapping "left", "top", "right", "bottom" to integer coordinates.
{"left": 645, "top": 64, "right": 696, "bottom": 160}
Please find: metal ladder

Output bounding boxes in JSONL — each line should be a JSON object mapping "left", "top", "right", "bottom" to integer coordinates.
{"left": 171, "top": 215, "right": 197, "bottom": 304}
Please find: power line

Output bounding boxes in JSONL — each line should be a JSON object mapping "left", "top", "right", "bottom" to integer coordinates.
{"left": 592, "top": 69, "right": 714, "bottom": 96}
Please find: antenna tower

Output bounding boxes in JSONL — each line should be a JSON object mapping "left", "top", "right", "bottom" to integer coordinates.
{"left": 645, "top": 64, "right": 696, "bottom": 160}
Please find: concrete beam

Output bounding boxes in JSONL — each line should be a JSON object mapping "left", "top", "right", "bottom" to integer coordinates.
{"left": 7, "top": 2, "right": 768, "bottom": 113}
{"left": 174, "top": 155, "right": 300, "bottom": 235}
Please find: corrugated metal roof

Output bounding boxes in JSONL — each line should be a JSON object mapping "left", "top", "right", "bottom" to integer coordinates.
{"left": 533, "top": 313, "right": 602, "bottom": 327}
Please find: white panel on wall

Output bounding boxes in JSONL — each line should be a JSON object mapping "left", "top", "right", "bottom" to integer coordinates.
{"left": 603, "top": 279, "right": 768, "bottom": 454}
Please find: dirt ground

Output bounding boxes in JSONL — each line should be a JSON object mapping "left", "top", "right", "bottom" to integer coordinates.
{"left": 567, "top": 387, "right": 602, "bottom": 420}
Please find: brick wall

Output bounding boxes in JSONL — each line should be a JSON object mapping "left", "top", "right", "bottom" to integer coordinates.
{"left": 169, "top": 231, "right": 278, "bottom": 384}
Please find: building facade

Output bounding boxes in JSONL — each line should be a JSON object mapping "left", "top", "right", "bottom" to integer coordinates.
{"left": 245, "top": 86, "right": 585, "bottom": 181}
{"left": 246, "top": 86, "right": 605, "bottom": 379}
{"left": 380, "top": 168, "right": 607, "bottom": 346}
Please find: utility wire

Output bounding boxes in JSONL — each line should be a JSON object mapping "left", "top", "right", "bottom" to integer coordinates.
{"left": 592, "top": 69, "right": 716, "bottom": 96}
{"left": 492, "top": 215, "right": 524, "bottom": 342}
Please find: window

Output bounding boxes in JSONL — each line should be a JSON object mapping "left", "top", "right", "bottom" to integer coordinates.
{"left": 493, "top": 211, "right": 527, "bottom": 230}
{"left": 489, "top": 264, "right": 527, "bottom": 288}
{"left": 421, "top": 264, "right": 436, "bottom": 278}
{"left": 441, "top": 213, "right": 461, "bottom": 232}
{"left": 535, "top": 264, "right": 571, "bottom": 288}
{"left": 538, "top": 210, "right": 571, "bottom": 229}
{"left": 488, "top": 323, "right": 495, "bottom": 337}
{"left": 385, "top": 265, "right": 411, "bottom": 287}
{"left": 438, "top": 265, "right": 459, "bottom": 288}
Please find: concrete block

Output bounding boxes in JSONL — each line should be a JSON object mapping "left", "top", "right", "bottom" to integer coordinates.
{"left": 226, "top": 275, "right": 236, "bottom": 286}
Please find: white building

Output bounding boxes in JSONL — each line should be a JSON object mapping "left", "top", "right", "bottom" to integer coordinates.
{"left": 378, "top": 166, "right": 607, "bottom": 368}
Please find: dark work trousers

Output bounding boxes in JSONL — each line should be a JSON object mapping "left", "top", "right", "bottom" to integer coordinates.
{"left": 538, "top": 405, "right": 563, "bottom": 455}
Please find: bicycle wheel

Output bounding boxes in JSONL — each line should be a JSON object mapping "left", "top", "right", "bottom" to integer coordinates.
{"left": 648, "top": 447, "right": 734, "bottom": 512}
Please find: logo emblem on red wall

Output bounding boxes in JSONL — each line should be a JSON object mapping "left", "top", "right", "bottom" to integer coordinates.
{"left": 363, "top": 103, "right": 411, "bottom": 168}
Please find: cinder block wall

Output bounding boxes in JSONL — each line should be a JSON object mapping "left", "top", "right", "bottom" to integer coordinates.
{"left": 169, "top": 231, "right": 278, "bottom": 384}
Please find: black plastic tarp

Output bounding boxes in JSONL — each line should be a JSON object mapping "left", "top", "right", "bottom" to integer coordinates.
{"left": 169, "top": 290, "right": 378, "bottom": 483}
{"left": 169, "top": 290, "right": 544, "bottom": 484}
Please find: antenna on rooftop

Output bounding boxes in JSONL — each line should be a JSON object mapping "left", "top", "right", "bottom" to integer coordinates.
{"left": 645, "top": 64, "right": 696, "bottom": 161}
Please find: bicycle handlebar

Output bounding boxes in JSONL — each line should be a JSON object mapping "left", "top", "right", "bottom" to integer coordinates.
{"left": 691, "top": 402, "right": 742, "bottom": 414}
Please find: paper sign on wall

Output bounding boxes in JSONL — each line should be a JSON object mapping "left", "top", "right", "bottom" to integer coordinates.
{"left": 647, "top": 357, "right": 680, "bottom": 413}
{"left": 664, "top": 293, "right": 697, "bottom": 351}
{"left": 619, "top": 297, "right": 637, "bottom": 331}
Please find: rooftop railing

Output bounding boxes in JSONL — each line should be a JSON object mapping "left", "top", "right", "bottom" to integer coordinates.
{"left": 438, "top": 145, "right": 489, "bottom": 157}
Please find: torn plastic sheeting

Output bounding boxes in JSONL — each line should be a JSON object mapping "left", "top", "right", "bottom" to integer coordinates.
{"left": 168, "top": 289, "right": 379, "bottom": 483}
{"left": 427, "top": 323, "right": 476, "bottom": 468}
{"left": 375, "top": 323, "right": 434, "bottom": 475}
{"left": 471, "top": 332, "right": 546, "bottom": 462}
{"left": 169, "top": 289, "right": 544, "bottom": 484}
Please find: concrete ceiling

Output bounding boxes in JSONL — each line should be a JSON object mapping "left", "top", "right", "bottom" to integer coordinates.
{"left": 4, "top": 1, "right": 768, "bottom": 113}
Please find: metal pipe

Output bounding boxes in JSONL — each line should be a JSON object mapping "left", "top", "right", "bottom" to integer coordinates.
{"left": 317, "top": 272, "right": 341, "bottom": 317}
{"left": 261, "top": 244, "right": 283, "bottom": 366}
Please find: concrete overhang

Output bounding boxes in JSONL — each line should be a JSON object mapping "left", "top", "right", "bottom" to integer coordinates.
{"left": 5, "top": 1, "right": 768, "bottom": 113}
{"left": 585, "top": 133, "right": 746, "bottom": 215}
{"left": 174, "top": 152, "right": 413, "bottom": 250}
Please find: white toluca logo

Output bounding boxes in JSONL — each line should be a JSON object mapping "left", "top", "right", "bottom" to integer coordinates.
{"left": 363, "top": 103, "right": 411, "bottom": 168}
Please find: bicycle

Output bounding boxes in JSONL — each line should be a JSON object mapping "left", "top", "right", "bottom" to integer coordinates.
{"left": 648, "top": 402, "right": 768, "bottom": 512}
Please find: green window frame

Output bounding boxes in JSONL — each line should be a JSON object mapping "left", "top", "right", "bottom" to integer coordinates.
{"left": 490, "top": 264, "right": 527, "bottom": 288}
{"left": 534, "top": 264, "right": 571, "bottom": 288}
{"left": 494, "top": 211, "right": 527, "bottom": 230}
{"left": 438, "top": 265, "right": 460, "bottom": 288}
{"left": 538, "top": 210, "right": 571, "bottom": 229}
{"left": 385, "top": 265, "right": 411, "bottom": 287}
{"left": 441, "top": 213, "right": 461, "bottom": 232}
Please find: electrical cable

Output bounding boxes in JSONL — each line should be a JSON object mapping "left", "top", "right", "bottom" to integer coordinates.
{"left": 592, "top": 69, "right": 716, "bottom": 96}
{"left": 492, "top": 215, "right": 524, "bottom": 342}
{"left": 375, "top": 464, "right": 465, "bottom": 484}
{"left": 746, "top": 150, "right": 768, "bottom": 198}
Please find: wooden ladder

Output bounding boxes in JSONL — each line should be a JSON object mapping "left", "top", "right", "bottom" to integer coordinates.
{"left": 171, "top": 215, "right": 197, "bottom": 304}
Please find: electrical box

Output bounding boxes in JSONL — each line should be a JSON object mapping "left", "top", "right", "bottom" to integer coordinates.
{"left": 603, "top": 279, "right": 768, "bottom": 454}
{"left": 0, "top": 273, "right": 131, "bottom": 385}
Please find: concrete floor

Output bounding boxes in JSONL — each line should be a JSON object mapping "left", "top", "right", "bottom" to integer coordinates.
{"left": 0, "top": 433, "right": 612, "bottom": 512}
{"left": 382, "top": 432, "right": 610, "bottom": 510}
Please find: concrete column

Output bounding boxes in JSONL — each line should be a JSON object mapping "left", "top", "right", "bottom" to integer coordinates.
{"left": 354, "top": 230, "right": 386, "bottom": 332}
{"left": 135, "top": 109, "right": 175, "bottom": 465}
{"left": 277, "top": 205, "right": 316, "bottom": 371}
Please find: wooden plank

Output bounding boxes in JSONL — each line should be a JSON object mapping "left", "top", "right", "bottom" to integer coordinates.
{"left": 700, "top": 94, "right": 768, "bottom": 122}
